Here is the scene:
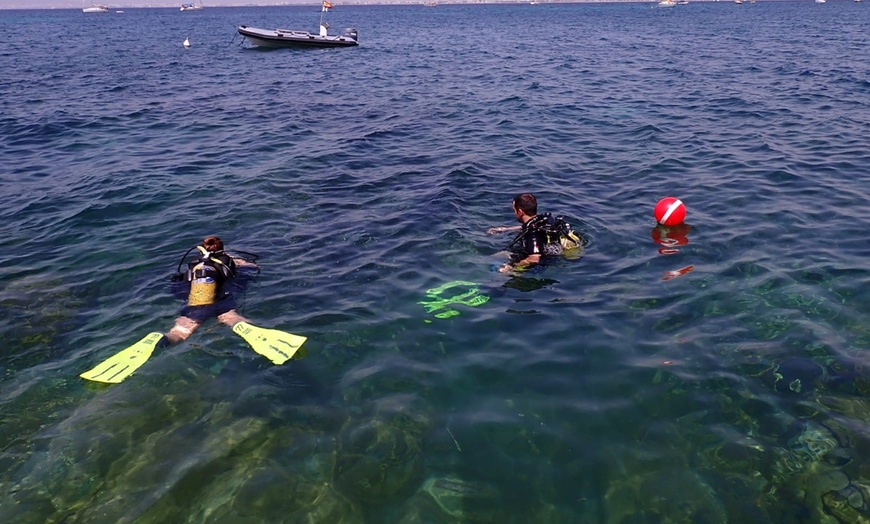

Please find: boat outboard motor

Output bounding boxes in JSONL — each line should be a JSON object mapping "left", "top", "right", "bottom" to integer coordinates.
{"left": 343, "top": 28, "right": 359, "bottom": 42}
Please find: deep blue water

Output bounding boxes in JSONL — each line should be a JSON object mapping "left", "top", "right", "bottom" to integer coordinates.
{"left": 2, "top": 2, "right": 870, "bottom": 522}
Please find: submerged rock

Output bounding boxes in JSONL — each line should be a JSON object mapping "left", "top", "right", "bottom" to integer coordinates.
{"left": 1, "top": 274, "right": 83, "bottom": 368}
{"left": 791, "top": 422, "right": 839, "bottom": 464}
{"left": 389, "top": 476, "right": 504, "bottom": 523}
{"left": 763, "top": 357, "right": 825, "bottom": 396}
{"left": 823, "top": 490, "right": 870, "bottom": 524}
{"left": 603, "top": 468, "right": 727, "bottom": 523}
{"left": 421, "top": 476, "right": 501, "bottom": 521}
{"left": 334, "top": 419, "right": 423, "bottom": 504}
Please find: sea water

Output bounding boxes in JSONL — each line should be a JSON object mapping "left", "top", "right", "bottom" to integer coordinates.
{"left": 2, "top": 2, "right": 870, "bottom": 521}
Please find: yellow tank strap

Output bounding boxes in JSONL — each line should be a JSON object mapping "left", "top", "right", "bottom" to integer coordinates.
{"left": 208, "top": 256, "right": 228, "bottom": 270}
{"left": 193, "top": 245, "right": 232, "bottom": 277}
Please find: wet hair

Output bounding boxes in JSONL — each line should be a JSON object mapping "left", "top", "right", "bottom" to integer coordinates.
{"left": 513, "top": 193, "right": 537, "bottom": 216}
{"left": 202, "top": 236, "right": 224, "bottom": 253}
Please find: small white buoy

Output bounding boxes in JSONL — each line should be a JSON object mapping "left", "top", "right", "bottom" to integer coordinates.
{"left": 183, "top": 37, "right": 191, "bottom": 48}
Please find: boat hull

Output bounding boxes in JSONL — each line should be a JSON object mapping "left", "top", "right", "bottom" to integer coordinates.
{"left": 238, "top": 26, "right": 359, "bottom": 48}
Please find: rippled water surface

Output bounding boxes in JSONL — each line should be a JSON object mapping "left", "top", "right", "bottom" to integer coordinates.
{"left": 2, "top": 2, "right": 870, "bottom": 522}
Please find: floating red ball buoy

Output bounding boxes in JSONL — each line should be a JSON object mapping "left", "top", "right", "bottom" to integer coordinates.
{"left": 654, "top": 197, "right": 686, "bottom": 226}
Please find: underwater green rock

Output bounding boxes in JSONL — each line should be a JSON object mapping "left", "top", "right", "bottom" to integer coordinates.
{"left": 420, "top": 476, "right": 501, "bottom": 521}
{"left": 603, "top": 468, "right": 727, "bottom": 524}
{"left": 823, "top": 490, "right": 870, "bottom": 524}
{"left": 0, "top": 274, "right": 83, "bottom": 369}
{"left": 334, "top": 418, "right": 423, "bottom": 504}
{"left": 390, "top": 476, "right": 504, "bottom": 523}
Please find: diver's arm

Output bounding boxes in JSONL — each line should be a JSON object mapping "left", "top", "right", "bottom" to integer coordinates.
{"left": 487, "top": 225, "right": 522, "bottom": 235}
{"left": 499, "top": 254, "right": 540, "bottom": 273}
{"left": 233, "top": 258, "right": 258, "bottom": 268}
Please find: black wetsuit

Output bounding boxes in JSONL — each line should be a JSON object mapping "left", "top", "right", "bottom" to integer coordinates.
{"left": 509, "top": 214, "right": 578, "bottom": 262}
{"left": 511, "top": 220, "right": 548, "bottom": 261}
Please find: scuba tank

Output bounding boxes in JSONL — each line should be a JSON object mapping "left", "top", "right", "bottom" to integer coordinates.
{"left": 171, "top": 243, "right": 259, "bottom": 306}
{"left": 185, "top": 245, "right": 230, "bottom": 307}
{"left": 188, "top": 261, "right": 219, "bottom": 306}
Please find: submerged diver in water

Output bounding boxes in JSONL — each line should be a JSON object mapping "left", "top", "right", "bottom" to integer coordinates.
{"left": 487, "top": 193, "right": 582, "bottom": 273}
{"left": 80, "top": 235, "right": 306, "bottom": 384}
{"left": 166, "top": 235, "right": 256, "bottom": 345}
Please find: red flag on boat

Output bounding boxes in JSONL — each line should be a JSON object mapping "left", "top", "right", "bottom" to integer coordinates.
{"left": 322, "top": 1, "right": 333, "bottom": 10}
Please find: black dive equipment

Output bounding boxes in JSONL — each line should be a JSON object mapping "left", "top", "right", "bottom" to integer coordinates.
{"left": 507, "top": 213, "right": 583, "bottom": 252}
{"left": 170, "top": 245, "right": 260, "bottom": 306}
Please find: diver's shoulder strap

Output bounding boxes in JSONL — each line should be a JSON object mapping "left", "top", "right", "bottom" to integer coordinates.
{"left": 209, "top": 254, "right": 237, "bottom": 279}
{"left": 185, "top": 247, "right": 236, "bottom": 281}
{"left": 508, "top": 214, "right": 550, "bottom": 249}
{"left": 527, "top": 213, "right": 553, "bottom": 231}
{"left": 507, "top": 228, "right": 529, "bottom": 250}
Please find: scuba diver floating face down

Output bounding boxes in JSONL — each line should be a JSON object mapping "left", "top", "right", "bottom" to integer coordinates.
{"left": 79, "top": 236, "right": 308, "bottom": 384}
{"left": 487, "top": 193, "right": 583, "bottom": 273}
{"left": 168, "top": 235, "right": 250, "bottom": 344}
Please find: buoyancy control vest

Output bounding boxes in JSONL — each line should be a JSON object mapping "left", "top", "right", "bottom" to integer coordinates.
{"left": 186, "top": 246, "right": 237, "bottom": 306}
{"left": 508, "top": 213, "right": 583, "bottom": 255}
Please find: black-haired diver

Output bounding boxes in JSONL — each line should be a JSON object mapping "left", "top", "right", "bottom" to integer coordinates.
{"left": 487, "top": 193, "right": 583, "bottom": 273}
{"left": 80, "top": 235, "right": 306, "bottom": 384}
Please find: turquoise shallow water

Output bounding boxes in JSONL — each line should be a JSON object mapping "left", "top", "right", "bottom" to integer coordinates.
{"left": 2, "top": 2, "right": 870, "bottom": 522}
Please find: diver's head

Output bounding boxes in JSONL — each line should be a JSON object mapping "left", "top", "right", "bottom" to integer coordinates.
{"left": 512, "top": 193, "right": 537, "bottom": 223}
{"left": 202, "top": 236, "right": 224, "bottom": 254}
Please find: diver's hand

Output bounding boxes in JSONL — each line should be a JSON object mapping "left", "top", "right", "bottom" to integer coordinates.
{"left": 488, "top": 226, "right": 520, "bottom": 235}
{"left": 498, "top": 263, "right": 514, "bottom": 273}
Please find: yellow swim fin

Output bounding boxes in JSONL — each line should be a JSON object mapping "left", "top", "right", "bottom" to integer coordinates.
{"left": 232, "top": 322, "right": 306, "bottom": 365}
{"left": 80, "top": 332, "right": 165, "bottom": 384}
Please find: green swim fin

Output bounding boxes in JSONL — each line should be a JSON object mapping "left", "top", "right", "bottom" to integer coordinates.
{"left": 232, "top": 322, "right": 306, "bottom": 365}
{"left": 80, "top": 332, "right": 165, "bottom": 384}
